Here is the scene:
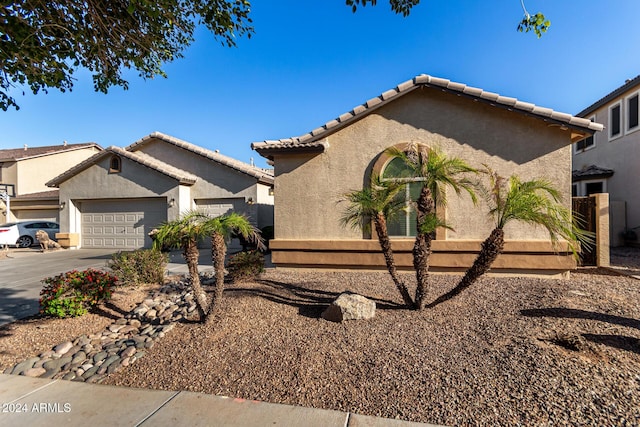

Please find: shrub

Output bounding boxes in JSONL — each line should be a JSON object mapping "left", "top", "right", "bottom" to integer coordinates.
{"left": 108, "top": 249, "right": 168, "bottom": 286}
{"left": 227, "top": 250, "right": 265, "bottom": 282}
{"left": 39, "top": 269, "right": 117, "bottom": 318}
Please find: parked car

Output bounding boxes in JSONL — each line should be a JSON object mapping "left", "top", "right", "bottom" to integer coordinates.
{"left": 0, "top": 221, "right": 60, "bottom": 248}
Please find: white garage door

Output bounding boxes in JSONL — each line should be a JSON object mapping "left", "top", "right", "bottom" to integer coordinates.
{"left": 80, "top": 199, "right": 167, "bottom": 249}
{"left": 195, "top": 198, "right": 248, "bottom": 251}
{"left": 195, "top": 198, "right": 246, "bottom": 218}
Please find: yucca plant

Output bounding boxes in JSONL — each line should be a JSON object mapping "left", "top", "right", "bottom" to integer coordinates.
{"left": 152, "top": 211, "right": 211, "bottom": 320}
{"left": 430, "top": 167, "right": 592, "bottom": 306}
{"left": 341, "top": 174, "right": 415, "bottom": 307}
{"left": 202, "top": 212, "right": 264, "bottom": 322}
{"left": 387, "top": 143, "right": 478, "bottom": 309}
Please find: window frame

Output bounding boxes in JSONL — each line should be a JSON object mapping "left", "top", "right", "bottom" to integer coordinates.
{"left": 381, "top": 158, "right": 422, "bottom": 238}
{"left": 109, "top": 155, "right": 122, "bottom": 173}
{"left": 574, "top": 179, "right": 606, "bottom": 197}
{"left": 574, "top": 115, "right": 596, "bottom": 154}
{"left": 625, "top": 90, "right": 640, "bottom": 134}
{"left": 609, "top": 101, "right": 623, "bottom": 141}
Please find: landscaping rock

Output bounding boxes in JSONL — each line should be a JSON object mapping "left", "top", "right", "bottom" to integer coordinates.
{"left": 54, "top": 341, "right": 74, "bottom": 355}
{"left": 5, "top": 277, "right": 190, "bottom": 384}
{"left": 321, "top": 293, "right": 376, "bottom": 322}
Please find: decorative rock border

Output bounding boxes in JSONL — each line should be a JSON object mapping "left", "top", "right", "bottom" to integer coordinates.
{"left": 4, "top": 280, "right": 197, "bottom": 384}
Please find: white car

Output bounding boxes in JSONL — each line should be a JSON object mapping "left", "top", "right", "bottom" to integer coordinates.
{"left": 0, "top": 221, "right": 60, "bottom": 248}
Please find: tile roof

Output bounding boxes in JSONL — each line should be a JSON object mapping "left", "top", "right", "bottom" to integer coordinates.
{"left": 46, "top": 146, "right": 198, "bottom": 187}
{"left": 0, "top": 143, "right": 101, "bottom": 162}
{"left": 572, "top": 165, "right": 615, "bottom": 181}
{"left": 577, "top": 75, "right": 640, "bottom": 117}
{"left": 252, "top": 74, "right": 604, "bottom": 159}
{"left": 127, "top": 132, "right": 274, "bottom": 185}
{"left": 13, "top": 190, "right": 59, "bottom": 200}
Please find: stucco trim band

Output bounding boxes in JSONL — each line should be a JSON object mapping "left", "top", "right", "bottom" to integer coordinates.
{"left": 269, "top": 239, "right": 577, "bottom": 273}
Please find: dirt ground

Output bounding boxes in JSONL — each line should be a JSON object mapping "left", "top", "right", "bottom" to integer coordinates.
{"left": 1, "top": 249, "right": 639, "bottom": 426}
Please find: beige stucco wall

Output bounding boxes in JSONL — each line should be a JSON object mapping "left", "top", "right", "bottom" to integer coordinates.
{"left": 16, "top": 147, "right": 100, "bottom": 195}
{"left": 573, "top": 86, "right": 640, "bottom": 237}
{"left": 274, "top": 88, "right": 573, "bottom": 242}
{"left": 135, "top": 140, "right": 261, "bottom": 202}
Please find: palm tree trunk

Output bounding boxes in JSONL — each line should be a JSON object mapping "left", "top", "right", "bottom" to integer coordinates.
{"left": 413, "top": 186, "right": 435, "bottom": 310}
{"left": 206, "top": 232, "right": 227, "bottom": 324}
{"left": 427, "top": 228, "right": 504, "bottom": 308}
{"left": 184, "top": 240, "right": 208, "bottom": 320}
{"left": 374, "top": 213, "right": 414, "bottom": 307}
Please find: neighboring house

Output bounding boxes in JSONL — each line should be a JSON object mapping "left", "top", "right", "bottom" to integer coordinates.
{"left": 252, "top": 74, "right": 602, "bottom": 276}
{"left": 572, "top": 75, "right": 640, "bottom": 247}
{"left": 0, "top": 143, "right": 102, "bottom": 223}
{"left": 47, "top": 132, "right": 274, "bottom": 250}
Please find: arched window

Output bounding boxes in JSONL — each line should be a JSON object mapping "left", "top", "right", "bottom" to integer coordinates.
{"left": 381, "top": 157, "right": 422, "bottom": 237}
{"left": 109, "top": 155, "right": 121, "bottom": 173}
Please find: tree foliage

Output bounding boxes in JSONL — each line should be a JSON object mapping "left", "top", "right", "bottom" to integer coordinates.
{"left": 2, "top": 0, "right": 548, "bottom": 111}
{"left": 428, "top": 167, "right": 591, "bottom": 307}
{"left": 346, "top": 0, "right": 549, "bottom": 36}
{"left": 0, "top": 0, "right": 253, "bottom": 110}
{"left": 341, "top": 174, "right": 415, "bottom": 307}
{"left": 387, "top": 143, "right": 478, "bottom": 309}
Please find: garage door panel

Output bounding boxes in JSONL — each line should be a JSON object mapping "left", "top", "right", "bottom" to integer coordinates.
{"left": 80, "top": 199, "right": 166, "bottom": 249}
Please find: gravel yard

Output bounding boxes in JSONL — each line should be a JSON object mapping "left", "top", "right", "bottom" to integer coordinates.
{"left": 1, "top": 251, "right": 640, "bottom": 426}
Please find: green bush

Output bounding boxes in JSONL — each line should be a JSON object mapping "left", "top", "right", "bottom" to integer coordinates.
{"left": 40, "top": 269, "right": 117, "bottom": 318}
{"left": 108, "top": 249, "right": 168, "bottom": 286}
{"left": 227, "top": 250, "right": 265, "bottom": 282}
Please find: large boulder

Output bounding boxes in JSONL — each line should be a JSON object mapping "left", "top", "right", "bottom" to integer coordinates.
{"left": 321, "top": 293, "right": 376, "bottom": 322}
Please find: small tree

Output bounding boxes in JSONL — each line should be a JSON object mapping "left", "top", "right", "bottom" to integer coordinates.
{"left": 341, "top": 174, "right": 415, "bottom": 307}
{"left": 203, "top": 212, "right": 264, "bottom": 323}
{"left": 429, "top": 168, "right": 591, "bottom": 307}
{"left": 388, "top": 143, "right": 477, "bottom": 309}
{"left": 152, "top": 211, "right": 210, "bottom": 320}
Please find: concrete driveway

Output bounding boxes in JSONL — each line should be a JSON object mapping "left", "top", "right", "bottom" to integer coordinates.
{"left": 0, "top": 249, "right": 116, "bottom": 326}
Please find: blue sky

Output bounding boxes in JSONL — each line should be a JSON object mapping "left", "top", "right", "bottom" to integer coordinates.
{"left": 2, "top": 1, "right": 640, "bottom": 168}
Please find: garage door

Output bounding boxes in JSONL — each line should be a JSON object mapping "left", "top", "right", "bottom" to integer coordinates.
{"left": 80, "top": 199, "right": 167, "bottom": 249}
{"left": 195, "top": 198, "right": 246, "bottom": 218}
{"left": 195, "top": 198, "right": 248, "bottom": 251}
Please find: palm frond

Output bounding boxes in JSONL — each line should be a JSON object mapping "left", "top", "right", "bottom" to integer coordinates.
{"left": 339, "top": 174, "right": 407, "bottom": 234}
{"left": 419, "top": 212, "right": 455, "bottom": 235}
{"left": 386, "top": 143, "right": 478, "bottom": 207}
{"left": 481, "top": 166, "right": 593, "bottom": 258}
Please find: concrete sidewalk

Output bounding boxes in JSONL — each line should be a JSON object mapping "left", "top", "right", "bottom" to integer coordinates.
{"left": 0, "top": 374, "right": 438, "bottom": 427}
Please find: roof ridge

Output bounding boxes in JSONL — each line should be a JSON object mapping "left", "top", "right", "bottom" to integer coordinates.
{"left": 129, "top": 132, "right": 274, "bottom": 183}
{"left": 46, "top": 146, "right": 197, "bottom": 187}
{"left": 252, "top": 74, "right": 604, "bottom": 159}
{"left": 577, "top": 74, "right": 640, "bottom": 117}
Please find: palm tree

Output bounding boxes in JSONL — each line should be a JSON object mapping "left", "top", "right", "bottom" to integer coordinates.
{"left": 429, "top": 168, "right": 591, "bottom": 307}
{"left": 387, "top": 143, "right": 478, "bottom": 309}
{"left": 203, "top": 212, "right": 264, "bottom": 323}
{"left": 341, "top": 174, "right": 415, "bottom": 308}
{"left": 152, "top": 211, "right": 211, "bottom": 320}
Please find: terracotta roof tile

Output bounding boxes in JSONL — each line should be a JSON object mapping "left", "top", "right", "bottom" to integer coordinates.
{"left": 0, "top": 143, "right": 101, "bottom": 162}
{"left": 572, "top": 165, "right": 615, "bottom": 181}
{"left": 252, "top": 74, "right": 604, "bottom": 159}
{"left": 13, "top": 190, "right": 59, "bottom": 200}
{"left": 578, "top": 75, "right": 640, "bottom": 117}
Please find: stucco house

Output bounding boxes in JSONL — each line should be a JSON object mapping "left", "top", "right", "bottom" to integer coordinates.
{"left": 0, "top": 142, "right": 102, "bottom": 223}
{"left": 572, "top": 75, "right": 640, "bottom": 247}
{"left": 47, "top": 132, "right": 274, "bottom": 249}
{"left": 252, "top": 74, "right": 602, "bottom": 276}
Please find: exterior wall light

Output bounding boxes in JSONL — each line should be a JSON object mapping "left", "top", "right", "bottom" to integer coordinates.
{"left": 59, "top": 201, "right": 66, "bottom": 210}
{"left": 168, "top": 198, "right": 175, "bottom": 208}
